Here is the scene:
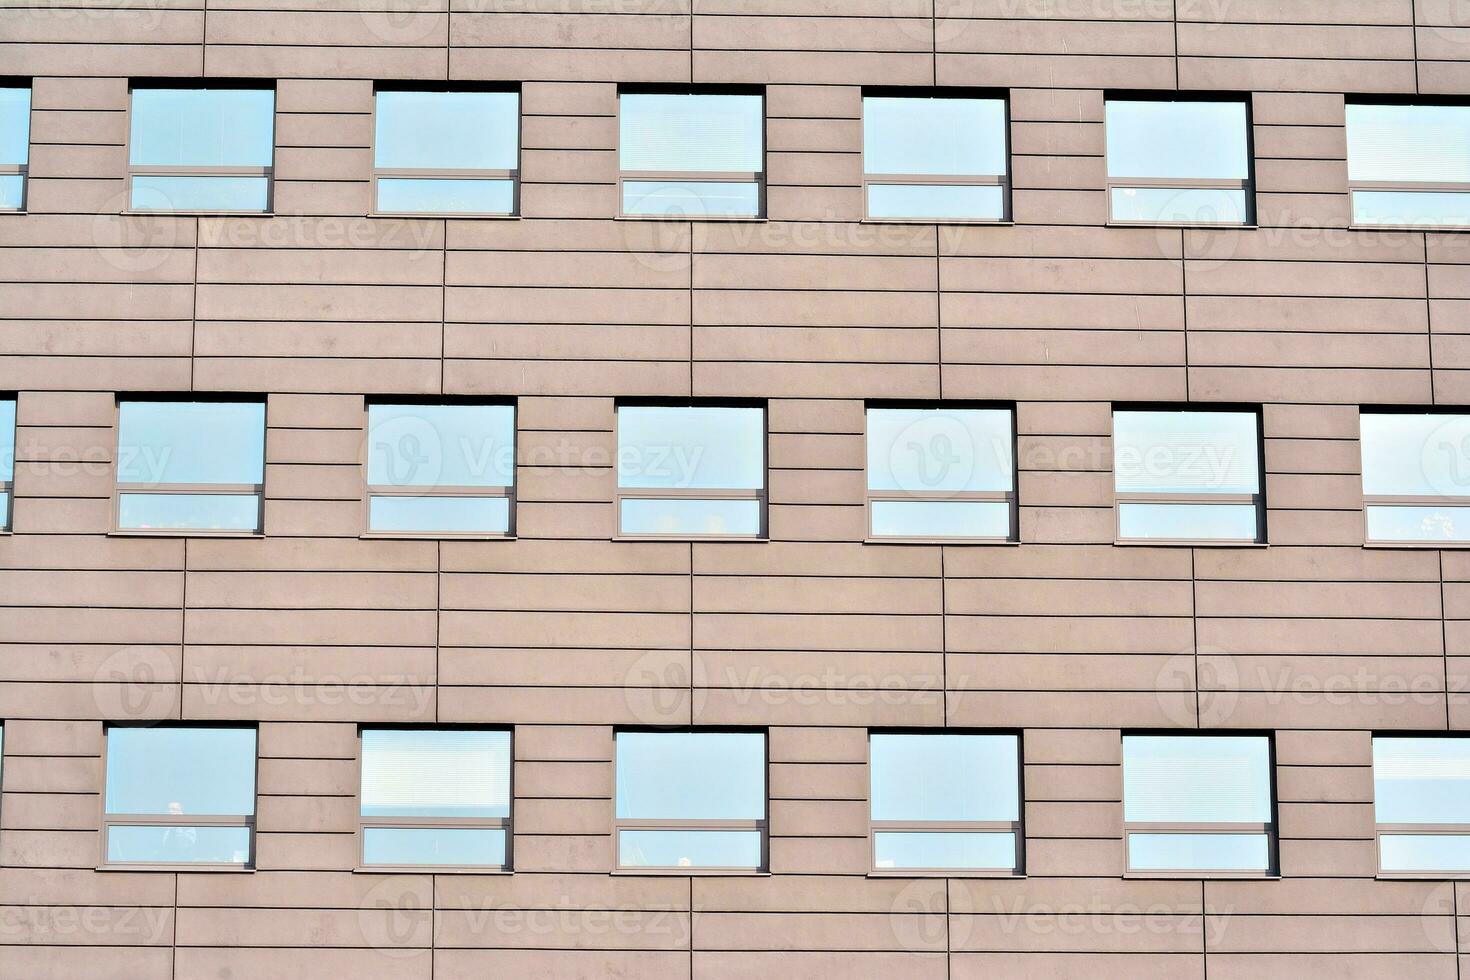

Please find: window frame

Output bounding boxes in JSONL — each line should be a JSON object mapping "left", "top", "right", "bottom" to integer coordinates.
{"left": 866, "top": 729, "right": 1025, "bottom": 878}
{"left": 1111, "top": 403, "right": 1267, "bottom": 547}
{"left": 0, "top": 79, "right": 31, "bottom": 212}
{"left": 615, "top": 85, "right": 767, "bottom": 222}
{"left": 1373, "top": 733, "right": 1470, "bottom": 880}
{"left": 124, "top": 80, "right": 276, "bottom": 216}
{"left": 98, "top": 723, "right": 258, "bottom": 873}
{"left": 1346, "top": 97, "right": 1470, "bottom": 232}
{"left": 370, "top": 83, "right": 521, "bottom": 219}
{"left": 1103, "top": 91, "right": 1256, "bottom": 229}
{"left": 860, "top": 87, "right": 1011, "bottom": 225}
{"left": 611, "top": 727, "right": 769, "bottom": 875}
{"left": 1359, "top": 406, "right": 1470, "bottom": 548}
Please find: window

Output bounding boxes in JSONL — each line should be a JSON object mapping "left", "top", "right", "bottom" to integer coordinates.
{"left": 866, "top": 405, "right": 1015, "bottom": 541}
{"left": 1361, "top": 412, "right": 1470, "bottom": 544}
{"left": 365, "top": 402, "right": 515, "bottom": 537}
{"left": 102, "top": 726, "right": 256, "bottom": 869}
{"left": 0, "top": 397, "right": 13, "bottom": 531}
{"left": 1105, "top": 97, "right": 1252, "bottom": 225}
{"left": 359, "top": 728, "right": 511, "bottom": 870}
{"left": 1122, "top": 735, "right": 1275, "bottom": 876}
{"left": 0, "top": 84, "right": 29, "bottom": 210}
{"left": 128, "top": 85, "right": 274, "bottom": 212}
{"left": 614, "top": 731, "right": 766, "bottom": 871}
{"left": 869, "top": 733, "right": 1022, "bottom": 874}
{"left": 373, "top": 88, "right": 519, "bottom": 215}
{"left": 1374, "top": 737, "right": 1470, "bottom": 875}
{"left": 616, "top": 404, "right": 765, "bottom": 538}
{"left": 1113, "top": 408, "right": 1264, "bottom": 544}
{"left": 618, "top": 90, "right": 764, "bottom": 218}
{"left": 1347, "top": 103, "right": 1470, "bottom": 228}
{"left": 863, "top": 92, "right": 1008, "bottom": 221}
{"left": 114, "top": 399, "right": 266, "bottom": 534}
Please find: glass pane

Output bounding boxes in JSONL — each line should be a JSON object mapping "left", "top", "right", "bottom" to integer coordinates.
{"left": 619, "top": 93, "right": 763, "bottom": 173}
{"left": 361, "top": 729, "right": 510, "bottom": 818}
{"left": 870, "top": 499, "right": 1011, "bottom": 539}
{"left": 363, "top": 827, "right": 506, "bottom": 867}
{"left": 615, "top": 731, "right": 765, "bottom": 821}
{"left": 1361, "top": 413, "right": 1470, "bottom": 497}
{"left": 130, "top": 88, "right": 275, "bottom": 167}
{"left": 376, "top": 177, "right": 514, "bottom": 214}
{"left": 117, "top": 493, "right": 260, "bottom": 532}
{"left": 1117, "top": 502, "right": 1259, "bottom": 541}
{"left": 118, "top": 401, "right": 266, "bottom": 485}
{"left": 868, "top": 408, "right": 1013, "bottom": 494}
{"left": 1352, "top": 190, "right": 1470, "bottom": 228}
{"left": 1380, "top": 835, "right": 1470, "bottom": 872}
{"left": 369, "top": 496, "right": 510, "bottom": 535}
{"left": 1114, "top": 411, "right": 1260, "bottom": 494}
{"left": 106, "top": 727, "right": 256, "bottom": 815}
{"left": 1111, "top": 186, "right": 1248, "bottom": 224}
{"left": 0, "top": 398, "right": 14, "bottom": 482}
{"left": 130, "top": 175, "right": 269, "bottom": 212}
{"left": 1123, "top": 736, "right": 1272, "bottom": 823}
{"left": 374, "top": 90, "right": 518, "bottom": 170}
{"left": 874, "top": 831, "right": 1016, "bottom": 871}
{"left": 619, "top": 497, "right": 761, "bottom": 537}
{"left": 1367, "top": 505, "right": 1470, "bottom": 543}
{"left": 622, "top": 180, "right": 760, "bottom": 218}
{"left": 0, "top": 87, "right": 29, "bottom": 164}
{"left": 0, "top": 491, "right": 9, "bottom": 530}
{"left": 1128, "top": 832, "right": 1270, "bottom": 872}
{"left": 867, "top": 184, "right": 1005, "bottom": 220}
{"left": 106, "top": 825, "right": 251, "bottom": 865}
{"left": 1347, "top": 103, "right": 1470, "bottom": 184}
{"left": 367, "top": 403, "right": 514, "bottom": 489}
{"left": 863, "top": 97, "right": 1007, "bottom": 176}
{"left": 618, "top": 406, "right": 764, "bottom": 490}
{"left": 0, "top": 173, "right": 22, "bottom": 210}
{"left": 1374, "top": 738, "right": 1470, "bottom": 824}
{"left": 871, "top": 734, "right": 1019, "bottom": 822}
{"left": 1106, "top": 100, "right": 1249, "bottom": 180}
{"left": 618, "top": 829, "right": 762, "bottom": 869}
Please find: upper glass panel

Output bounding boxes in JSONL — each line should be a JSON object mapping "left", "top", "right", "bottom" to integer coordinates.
{"left": 1122, "top": 735, "right": 1272, "bottom": 824}
{"left": 863, "top": 96, "right": 1007, "bottom": 176}
{"left": 374, "top": 90, "right": 519, "bottom": 170}
{"left": 366, "top": 403, "right": 514, "bottom": 489}
{"left": 1374, "top": 737, "right": 1470, "bottom": 825}
{"left": 0, "top": 397, "right": 14, "bottom": 483}
{"left": 1113, "top": 410, "right": 1260, "bottom": 495}
{"left": 1105, "top": 99, "right": 1249, "bottom": 180}
{"left": 0, "top": 86, "right": 28, "bottom": 165}
{"left": 615, "top": 731, "right": 765, "bottom": 821}
{"left": 619, "top": 93, "right": 763, "bottom": 173}
{"left": 867, "top": 407, "right": 1013, "bottom": 495}
{"left": 1347, "top": 103, "right": 1470, "bottom": 184}
{"left": 870, "top": 733, "right": 1019, "bottom": 823}
{"left": 116, "top": 401, "right": 265, "bottom": 486}
{"left": 1361, "top": 413, "right": 1470, "bottom": 498}
{"left": 105, "top": 727, "right": 256, "bottom": 816}
{"left": 129, "top": 87, "right": 275, "bottom": 168}
{"left": 361, "top": 729, "right": 510, "bottom": 819}
{"left": 617, "top": 406, "right": 764, "bottom": 491}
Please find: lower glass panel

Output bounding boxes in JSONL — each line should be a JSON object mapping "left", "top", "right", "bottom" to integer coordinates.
{"left": 106, "top": 824, "right": 251, "bottom": 865}
{"left": 1111, "top": 186, "right": 1248, "bottom": 224}
{"left": 1117, "top": 502, "right": 1258, "bottom": 541}
{"left": 118, "top": 492, "right": 260, "bottom": 532}
{"left": 1353, "top": 189, "right": 1470, "bottom": 228}
{"left": 1366, "top": 504, "right": 1470, "bottom": 543}
{"left": 362, "top": 826, "right": 506, "bottom": 867}
{"left": 622, "top": 180, "right": 760, "bottom": 218}
{"left": 130, "top": 175, "right": 269, "bottom": 212}
{"left": 873, "top": 830, "right": 1017, "bottom": 871}
{"left": 376, "top": 177, "right": 514, "bottom": 214}
{"left": 1379, "top": 833, "right": 1470, "bottom": 872}
{"left": 870, "top": 499, "right": 1011, "bottom": 539}
{"left": 0, "top": 173, "right": 22, "bottom": 209}
{"left": 866, "top": 183, "right": 1005, "bottom": 220}
{"left": 1127, "top": 832, "right": 1270, "bottom": 872}
{"left": 619, "top": 497, "right": 760, "bottom": 537}
{"left": 617, "top": 829, "right": 762, "bottom": 869}
{"left": 369, "top": 495, "right": 510, "bottom": 534}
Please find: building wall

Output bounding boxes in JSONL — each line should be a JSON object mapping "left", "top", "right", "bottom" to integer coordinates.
{"left": 1, "top": 2, "right": 1468, "bottom": 977}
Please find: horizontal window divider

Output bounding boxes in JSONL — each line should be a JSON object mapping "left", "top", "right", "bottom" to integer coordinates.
{"left": 373, "top": 168, "right": 518, "bottom": 179}
{"left": 128, "top": 165, "right": 273, "bottom": 177}
{"left": 116, "top": 483, "right": 263, "bottom": 495}
{"left": 1364, "top": 494, "right": 1470, "bottom": 506}
{"left": 864, "top": 173, "right": 1007, "bottom": 186}
{"left": 615, "top": 819, "right": 766, "bottom": 830}
{"left": 616, "top": 488, "right": 764, "bottom": 500}
{"left": 0, "top": 163, "right": 24, "bottom": 175}
{"left": 871, "top": 820, "right": 1020, "bottom": 832}
{"left": 1124, "top": 822, "right": 1272, "bottom": 833}
{"left": 1350, "top": 180, "right": 1470, "bottom": 193}
{"left": 1376, "top": 823, "right": 1470, "bottom": 834}
{"left": 1116, "top": 492, "right": 1260, "bottom": 505}
{"left": 867, "top": 490, "right": 1014, "bottom": 502}
{"left": 359, "top": 816, "right": 508, "bottom": 829}
{"left": 105, "top": 814, "right": 254, "bottom": 827}
{"left": 620, "top": 170, "right": 763, "bottom": 182}
{"left": 367, "top": 484, "right": 513, "bottom": 497}
{"left": 1107, "top": 176, "right": 1249, "bottom": 190}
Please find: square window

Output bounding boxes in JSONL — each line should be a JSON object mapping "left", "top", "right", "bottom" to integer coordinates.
{"left": 1360, "top": 412, "right": 1470, "bottom": 544}
{"left": 114, "top": 399, "right": 266, "bottom": 535}
{"left": 1348, "top": 103, "right": 1470, "bottom": 228}
{"left": 0, "top": 397, "right": 13, "bottom": 530}
{"left": 1105, "top": 98, "right": 1252, "bottom": 225}
{"left": 103, "top": 726, "right": 256, "bottom": 869}
{"left": 869, "top": 733, "right": 1022, "bottom": 874}
{"left": 128, "top": 86, "right": 275, "bottom": 212}
{"left": 1374, "top": 737, "right": 1470, "bottom": 875}
{"left": 359, "top": 728, "right": 512, "bottom": 870}
{"left": 619, "top": 90, "right": 764, "bottom": 218}
{"left": 614, "top": 731, "right": 766, "bottom": 871}
{"left": 1112, "top": 408, "right": 1263, "bottom": 544}
{"left": 863, "top": 93, "right": 1008, "bottom": 221}
{"left": 616, "top": 404, "right": 765, "bottom": 538}
{"left": 365, "top": 402, "right": 515, "bottom": 537}
{"left": 0, "top": 85, "right": 29, "bottom": 210}
{"left": 374, "top": 89, "right": 519, "bottom": 215}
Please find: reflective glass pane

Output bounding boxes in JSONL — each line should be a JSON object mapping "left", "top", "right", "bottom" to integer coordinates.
{"left": 1106, "top": 100, "right": 1249, "bottom": 180}
{"left": 868, "top": 408, "right": 1013, "bottom": 494}
{"left": 1123, "top": 736, "right": 1272, "bottom": 824}
{"left": 106, "top": 727, "right": 256, "bottom": 815}
{"left": 1360, "top": 413, "right": 1470, "bottom": 498}
{"left": 1347, "top": 103, "right": 1470, "bottom": 184}
{"left": 873, "top": 831, "right": 1016, "bottom": 871}
{"left": 106, "top": 825, "right": 252, "bottom": 865}
{"left": 1379, "top": 835, "right": 1470, "bottom": 872}
{"left": 0, "top": 174, "right": 22, "bottom": 209}
{"left": 622, "top": 180, "right": 760, "bottom": 217}
{"left": 870, "top": 733, "right": 1019, "bottom": 822}
{"left": 363, "top": 827, "right": 506, "bottom": 867}
{"left": 367, "top": 403, "right": 514, "bottom": 489}
{"left": 1366, "top": 505, "right": 1470, "bottom": 543}
{"left": 619, "top": 93, "right": 763, "bottom": 173}
{"left": 117, "top": 493, "right": 261, "bottom": 532}
{"left": 863, "top": 97, "right": 1007, "bottom": 176}
{"left": 376, "top": 177, "right": 514, "bottom": 214}
{"left": 1113, "top": 411, "right": 1260, "bottom": 494}
{"left": 0, "top": 492, "right": 9, "bottom": 530}
{"left": 118, "top": 401, "right": 265, "bottom": 485}
{"left": 130, "top": 175, "right": 269, "bottom": 212}
{"left": 1374, "top": 738, "right": 1470, "bottom": 824}
{"left": 361, "top": 729, "right": 510, "bottom": 819}
{"left": 615, "top": 731, "right": 765, "bottom": 821}
{"left": 619, "top": 497, "right": 761, "bottom": 536}
{"left": 1128, "top": 832, "right": 1270, "bottom": 872}
{"left": 130, "top": 88, "right": 275, "bottom": 167}
{"left": 374, "top": 90, "right": 518, "bottom": 170}
{"left": 0, "top": 87, "right": 28, "bottom": 164}
{"left": 0, "top": 398, "right": 14, "bottom": 482}
{"left": 870, "top": 499, "right": 1011, "bottom": 539}
{"left": 1110, "top": 186, "right": 1248, "bottom": 224}
{"left": 369, "top": 496, "right": 510, "bottom": 535}
{"left": 618, "top": 406, "right": 764, "bottom": 490}
{"left": 1352, "top": 190, "right": 1470, "bottom": 228}
{"left": 866, "top": 183, "right": 1005, "bottom": 220}
{"left": 618, "top": 829, "right": 762, "bottom": 868}
{"left": 1116, "top": 502, "right": 1259, "bottom": 541}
